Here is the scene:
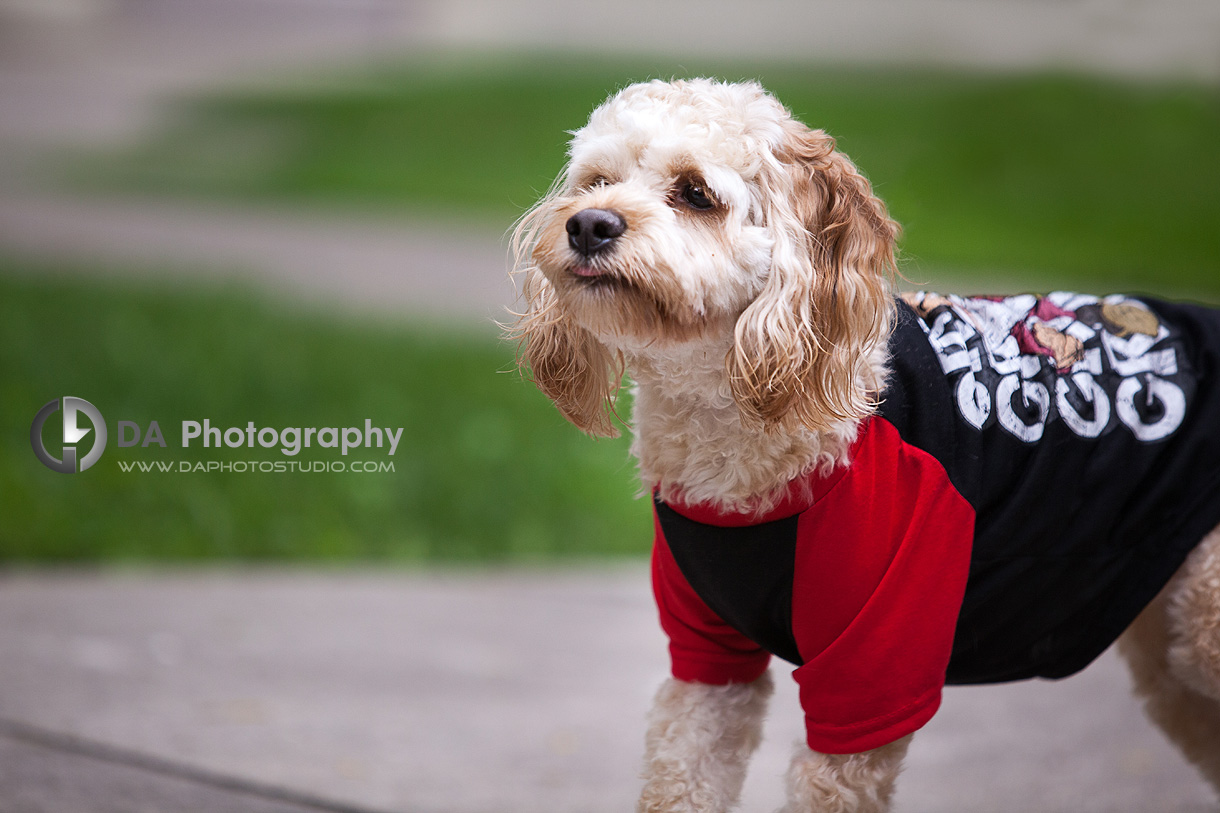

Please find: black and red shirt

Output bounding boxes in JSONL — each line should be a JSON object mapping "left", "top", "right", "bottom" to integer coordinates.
{"left": 652, "top": 293, "right": 1220, "bottom": 755}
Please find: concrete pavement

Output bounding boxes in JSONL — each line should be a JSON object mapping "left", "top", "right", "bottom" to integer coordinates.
{"left": 0, "top": 722, "right": 382, "bottom": 813}
{"left": 0, "top": 192, "right": 516, "bottom": 324}
{"left": 0, "top": 569, "right": 1214, "bottom": 813}
{"left": 0, "top": 0, "right": 1215, "bottom": 150}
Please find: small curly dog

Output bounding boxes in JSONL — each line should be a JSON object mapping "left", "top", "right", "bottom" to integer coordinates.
{"left": 509, "top": 78, "right": 1220, "bottom": 812}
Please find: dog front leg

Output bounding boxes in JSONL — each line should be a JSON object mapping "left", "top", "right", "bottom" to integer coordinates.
{"left": 777, "top": 735, "right": 912, "bottom": 813}
{"left": 637, "top": 672, "right": 773, "bottom": 813}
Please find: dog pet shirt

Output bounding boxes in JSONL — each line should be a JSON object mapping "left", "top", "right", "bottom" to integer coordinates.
{"left": 652, "top": 292, "right": 1220, "bottom": 755}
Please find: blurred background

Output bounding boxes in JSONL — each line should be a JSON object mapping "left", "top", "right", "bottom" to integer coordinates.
{"left": 0, "top": 1, "right": 1218, "bottom": 812}
{"left": 2, "top": 0, "right": 1219, "bottom": 563}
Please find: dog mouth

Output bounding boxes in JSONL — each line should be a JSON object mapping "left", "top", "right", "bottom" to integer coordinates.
{"left": 558, "top": 261, "right": 714, "bottom": 342}
{"left": 567, "top": 264, "right": 632, "bottom": 292}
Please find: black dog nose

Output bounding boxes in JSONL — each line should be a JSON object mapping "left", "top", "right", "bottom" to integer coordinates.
{"left": 566, "top": 209, "right": 626, "bottom": 257}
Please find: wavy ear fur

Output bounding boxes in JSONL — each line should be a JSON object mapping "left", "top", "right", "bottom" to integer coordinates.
{"left": 728, "top": 123, "right": 897, "bottom": 432}
{"left": 508, "top": 199, "right": 622, "bottom": 438}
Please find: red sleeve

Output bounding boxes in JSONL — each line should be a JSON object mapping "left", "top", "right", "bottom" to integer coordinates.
{"left": 791, "top": 417, "right": 975, "bottom": 754}
{"left": 651, "top": 510, "right": 772, "bottom": 684}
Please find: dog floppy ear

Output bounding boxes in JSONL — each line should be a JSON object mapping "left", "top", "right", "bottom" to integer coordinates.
{"left": 507, "top": 171, "right": 623, "bottom": 438}
{"left": 509, "top": 266, "right": 623, "bottom": 438}
{"left": 728, "top": 123, "right": 896, "bottom": 432}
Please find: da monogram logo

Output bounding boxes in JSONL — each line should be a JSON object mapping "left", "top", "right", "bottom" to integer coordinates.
{"left": 31, "top": 397, "right": 108, "bottom": 473}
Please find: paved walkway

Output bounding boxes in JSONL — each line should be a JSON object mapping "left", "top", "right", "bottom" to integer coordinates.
{"left": 0, "top": 191, "right": 515, "bottom": 324}
{"left": 0, "top": 1, "right": 1215, "bottom": 149}
{"left": 0, "top": 569, "right": 1214, "bottom": 813}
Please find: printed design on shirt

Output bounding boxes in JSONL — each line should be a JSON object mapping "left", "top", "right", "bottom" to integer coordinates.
{"left": 901, "top": 292, "right": 1189, "bottom": 443}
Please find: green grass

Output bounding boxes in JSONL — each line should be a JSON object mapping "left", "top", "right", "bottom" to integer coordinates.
{"left": 20, "top": 55, "right": 1220, "bottom": 563}
{"left": 0, "top": 262, "right": 649, "bottom": 564}
{"left": 66, "top": 54, "right": 1220, "bottom": 293}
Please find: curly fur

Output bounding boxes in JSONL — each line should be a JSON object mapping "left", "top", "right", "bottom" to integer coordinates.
{"left": 506, "top": 265, "right": 625, "bottom": 437}
{"left": 511, "top": 78, "right": 895, "bottom": 513}
{"left": 1166, "top": 528, "right": 1220, "bottom": 701}
{"left": 508, "top": 77, "right": 1220, "bottom": 811}
{"left": 780, "top": 735, "right": 911, "bottom": 813}
{"left": 729, "top": 120, "right": 895, "bottom": 434}
{"left": 638, "top": 674, "right": 773, "bottom": 813}
{"left": 1119, "top": 527, "right": 1220, "bottom": 791}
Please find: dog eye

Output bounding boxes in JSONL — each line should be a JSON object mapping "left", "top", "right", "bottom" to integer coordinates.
{"left": 579, "top": 175, "right": 610, "bottom": 191}
{"left": 680, "top": 183, "right": 716, "bottom": 211}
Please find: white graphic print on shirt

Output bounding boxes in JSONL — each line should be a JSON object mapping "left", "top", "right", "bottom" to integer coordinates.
{"left": 901, "top": 292, "right": 1188, "bottom": 443}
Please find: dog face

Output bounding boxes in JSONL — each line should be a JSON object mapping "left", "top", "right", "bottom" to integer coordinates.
{"left": 512, "top": 79, "right": 898, "bottom": 437}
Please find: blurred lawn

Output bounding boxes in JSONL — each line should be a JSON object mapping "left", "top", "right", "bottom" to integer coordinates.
{"left": 0, "top": 263, "right": 649, "bottom": 563}
{"left": 14, "top": 55, "right": 1220, "bottom": 563}
{"left": 68, "top": 54, "right": 1220, "bottom": 294}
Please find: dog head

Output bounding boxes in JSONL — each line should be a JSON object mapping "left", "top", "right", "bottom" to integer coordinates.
{"left": 511, "top": 78, "right": 897, "bottom": 437}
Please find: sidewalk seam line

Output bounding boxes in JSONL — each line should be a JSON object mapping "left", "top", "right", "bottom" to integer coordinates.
{"left": 0, "top": 717, "right": 405, "bottom": 813}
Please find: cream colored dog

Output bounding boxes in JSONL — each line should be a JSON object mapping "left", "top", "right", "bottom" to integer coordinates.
{"left": 509, "top": 78, "right": 1220, "bottom": 812}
